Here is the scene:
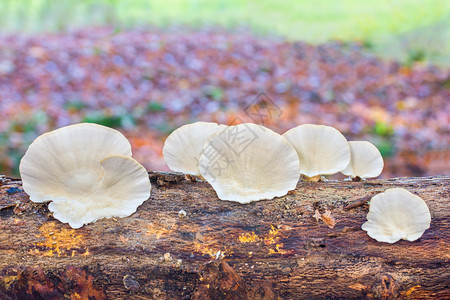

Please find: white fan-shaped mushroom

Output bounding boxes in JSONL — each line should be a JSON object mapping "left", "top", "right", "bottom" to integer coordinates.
{"left": 163, "top": 121, "right": 220, "bottom": 175}
{"left": 282, "top": 124, "right": 351, "bottom": 180}
{"left": 362, "top": 188, "right": 431, "bottom": 243}
{"left": 341, "top": 141, "right": 383, "bottom": 179}
{"left": 198, "top": 123, "right": 300, "bottom": 203}
{"left": 19, "top": 123, "right": 151, "bottom": 228}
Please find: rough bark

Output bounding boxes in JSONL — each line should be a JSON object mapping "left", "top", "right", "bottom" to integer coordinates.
{"left": 0, "top": 173, "right": 449, "bottom": 299}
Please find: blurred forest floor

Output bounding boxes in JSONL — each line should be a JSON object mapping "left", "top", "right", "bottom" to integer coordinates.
{"left": 2, "top": 0, "right": 450, "bottom": 66}
{"left": 0, "top": 28, "right": 449, "bottom": 178}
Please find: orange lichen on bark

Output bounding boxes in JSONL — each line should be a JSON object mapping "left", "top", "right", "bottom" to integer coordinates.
{"left": 193, "top": 242, "right": 231, "bottom": 259}
{"left": 30, "top": 222, "right": 87, "bottom": 257}
{"left": 145, "top": 222, "right": 174, "bottom": 239}
{"left": 237, "top": 225, "right": 291, "bottom": 255}
{"left": 238, "top": 232, "right": 261, "bottom": 243}
{"left": 268, "top": 243, "right": 291, "bottom": 255}
{"left": 237, "top": 225, "right": 279, "bottom": 246}
{"left": 264, "top": 225, "right": 291, "bottom": 254}
{"left": 264, "top": 225, "right": 280, "bottom": 245}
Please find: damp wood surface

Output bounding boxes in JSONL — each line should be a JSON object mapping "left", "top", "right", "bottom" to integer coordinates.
{"left": 0, "top": 173, "right": 449, "bottom": 300}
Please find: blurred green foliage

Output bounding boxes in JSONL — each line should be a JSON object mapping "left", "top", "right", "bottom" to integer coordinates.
{"left": 204, "top": 86, "right": 225, "bottom": 101}
{"left": 82, "top": 111, "right": 137, "bottom": 129}
{"left": 370, "top": 122, "right": 395, "bottom": 158}
{"left": 373, "top": 121, "right": 394, "bottom": 137}
{"left": 374, "top": 138, "right": 396, "bottom": 158}
{"left": 0, "top": 0, "right": 448, "bottom": 65}
{"left": 147, "top": 101, "right": 165, "bottom": 113}
{"left": 64, "top": 100, "right": 88, "bottom": 112}
{"left": 0, "top": 110, "right": 48, "bottom": 176}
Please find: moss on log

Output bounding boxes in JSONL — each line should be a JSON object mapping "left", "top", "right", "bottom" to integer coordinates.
{"left": 0, "top": 173, "right": 449, "bottom": 299}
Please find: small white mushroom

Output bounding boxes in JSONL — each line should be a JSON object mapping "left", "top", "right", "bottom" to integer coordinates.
{"left": 198, "top": 123, "right": 300, "bottom": 203}
{"left": 178, "top": 209, "right": 187, "bottom": 218}
{"left": 362, "top": 188, "right": 431, "bottom": 243}
{"left": 19, "top": 123, "right": 151, "bottom": 228}
{"left": 163, "top": 121, "right": 220, "bottom": 175}
{"left": 282, "top": 124, "right": 350, "bottom": 181}
{"left": 341, "top": 141, "right": 384, "bottom": 179}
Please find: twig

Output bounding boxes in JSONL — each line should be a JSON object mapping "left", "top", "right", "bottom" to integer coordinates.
{"left": 344, "top": 195, "right": 374, "bottom": 211}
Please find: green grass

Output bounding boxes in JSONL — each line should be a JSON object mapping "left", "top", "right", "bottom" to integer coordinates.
{"left": 0, "top": 0, "right": 449, "bottom": 65}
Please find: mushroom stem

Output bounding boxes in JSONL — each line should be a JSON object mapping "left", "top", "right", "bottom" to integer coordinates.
{"left": 301, "top": 175, "right": 322, "bottom": 182}
{"left": 185, "top": 174, "right": 205, "bottom": 182}
{"left": 352, "top": 176, "right": 362, "bottom": 182}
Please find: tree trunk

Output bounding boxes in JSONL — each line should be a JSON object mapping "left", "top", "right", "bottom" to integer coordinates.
{"left": 0, "top": 173, "right": 448, "bottom": 299}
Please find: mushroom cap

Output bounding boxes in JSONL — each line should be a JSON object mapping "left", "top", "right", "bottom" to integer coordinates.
{"left": 282, "top": 124, "right": 351, "bottom": 177}
{"left": 362, "top": 188, "right": 431, "bottom": 243}
{"left": 19, "top": 123, "right": 151, "bottom": 228}
{"left": 198, "top": 123, "right": 300, "bottom": 203}
{"left": 163, "top": 121, "right": 220, "bottom": 175}
{"left": 341, "top": 141, "right": 384, "bottom": 178}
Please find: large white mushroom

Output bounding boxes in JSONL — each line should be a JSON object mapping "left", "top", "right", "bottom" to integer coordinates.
{"left": 362, "top": 188, "right": 431, "bottom": 243}
{"left": 341, "top": 141, "right": 384, "bottom": 180}
{"left": 19, "top": 123, "right": 151, "bottom": 228}
{"left": 198, "top": 123, "right": 300, "bottom": 203}
{"left": 163, "top": 121, "right": 220, "bottom": 175}
{"left": 282, "top": 124, "right": 351, "bottom": 181}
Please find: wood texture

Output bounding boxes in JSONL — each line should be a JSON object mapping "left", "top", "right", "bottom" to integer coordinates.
{"left": 0, "top": 173, "right": 449, "bottom": 299}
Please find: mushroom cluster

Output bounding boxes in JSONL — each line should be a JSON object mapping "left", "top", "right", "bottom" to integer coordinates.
{"left": 19, "top": 123, "right": 151, "bottom": 228}
{"left": 164, "top": 122, "right": 300, "bottom": 203}
{"left": 163, "top": 122, "right": 386, "bottom": 202}
{"left": 282, "top": 124, "right": 384, "bottom": 181}
{"left": 18, "top": 121, "right": 430, "bottom": 246}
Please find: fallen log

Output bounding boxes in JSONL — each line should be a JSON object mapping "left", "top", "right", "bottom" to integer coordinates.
{"left": 0, "top": 173, "right": 449, "bottom": 299}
